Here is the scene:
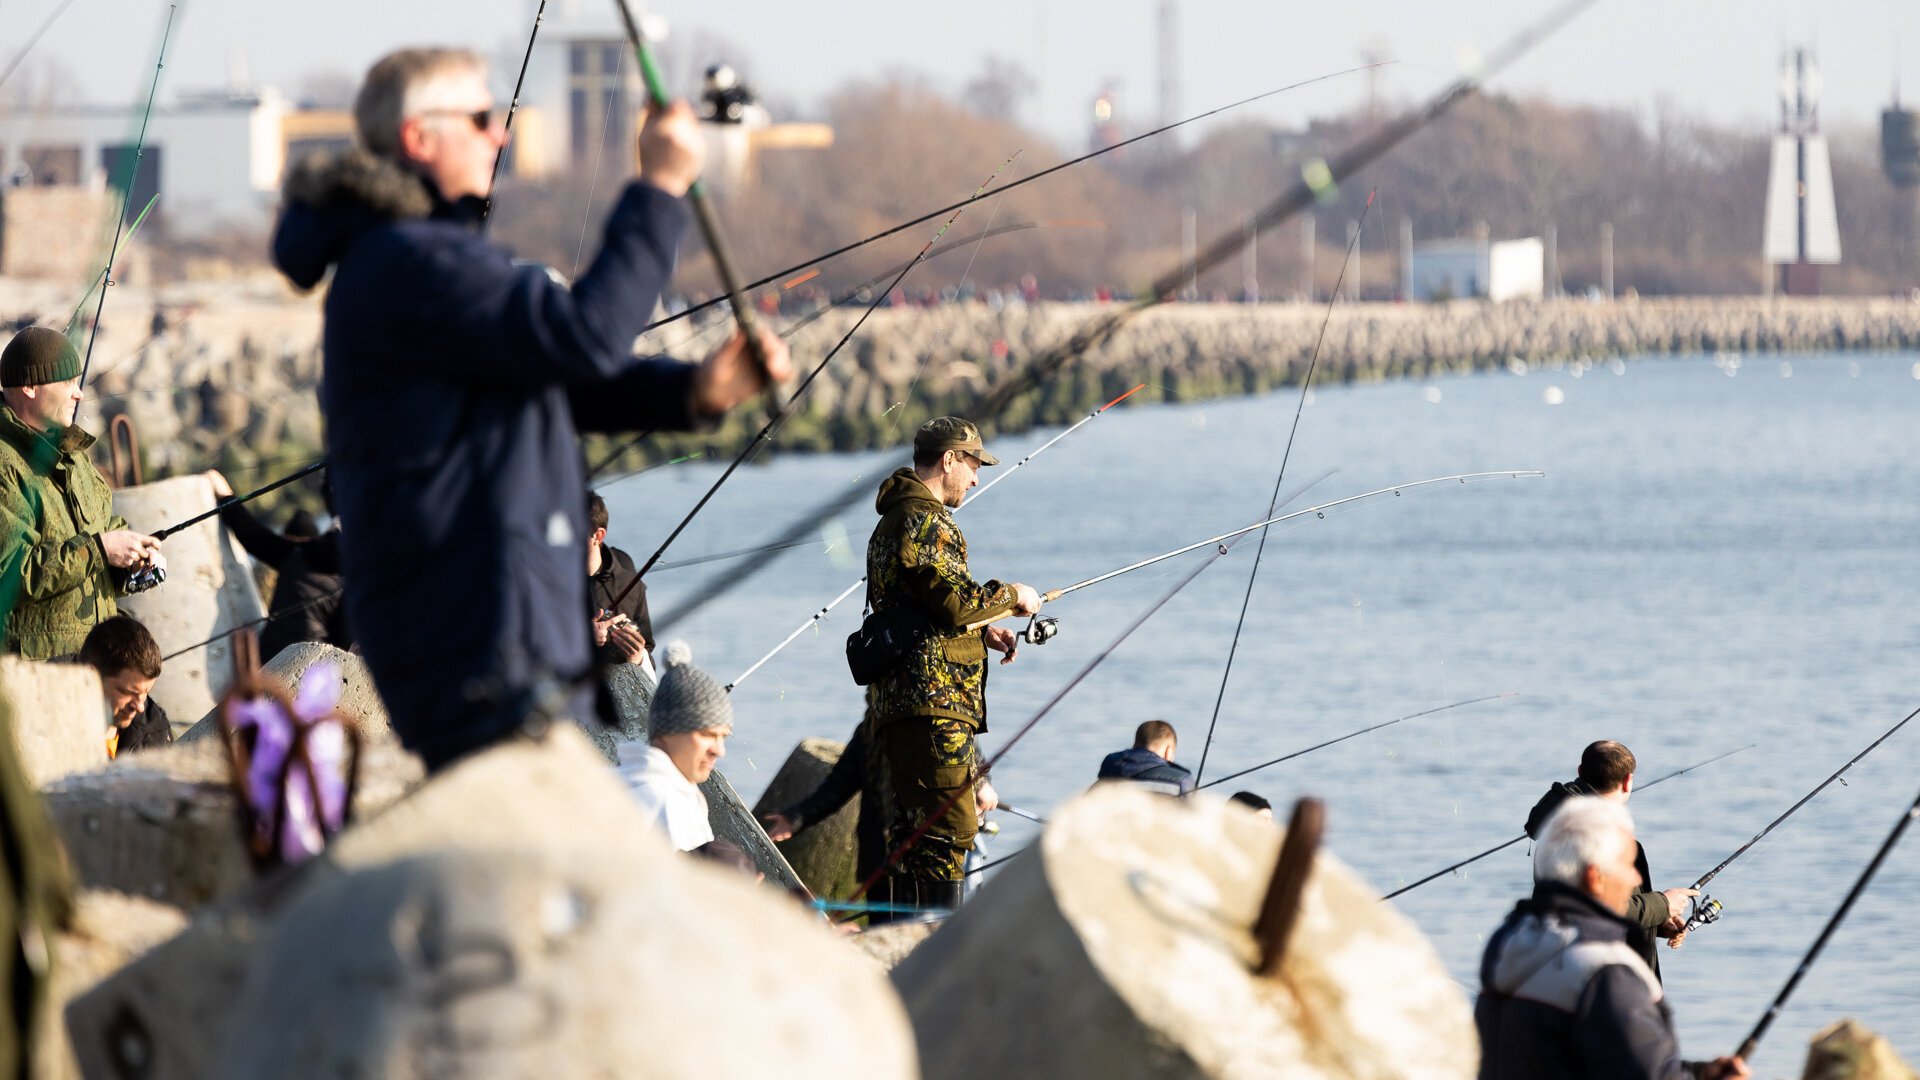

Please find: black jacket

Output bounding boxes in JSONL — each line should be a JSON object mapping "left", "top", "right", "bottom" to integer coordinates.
{"left": 272, "top": 149, "right": 707, "bottom": 769}
{"left": 1526, "top": 780, "right": 1668, "bottom": 981}
{"left": 1477, "top": 882, "right": 1699, "bottom": 1080}
{"left": 219, "top": 501, "right": 350, "bottom": 661}
{"left": 1097, "top": 747, "right": 1195, "bottom": 795}
{"left": 588, "top": 543, "right": 653, "bottom": 666}
{"left": 114, "top": 699, "right": 172, "bottom": 756}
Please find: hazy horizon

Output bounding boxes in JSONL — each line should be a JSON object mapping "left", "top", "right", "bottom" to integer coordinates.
{"left": 7, "top": 0, "right": 1918, "bottom": 149}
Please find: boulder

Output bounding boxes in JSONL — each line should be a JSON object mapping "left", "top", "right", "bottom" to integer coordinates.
{"left": 850, "top": 919, "right": 941, "bottom": 972}
{"left": 0, "top": 657, "right": 106, "bottom": 786}
{"left": 215, "top": 845, "right": 918, "bottom": 1079}
{"left": 35, "top": 891, "right": 191, "bottom": 1080}
{"left": 178, "top": 641, "right": 390, "bottom": 743}
{"left": 750, "top": 738, "right": 861, "bottom": 899}
{"left": 43, "top": 733, "right": 423, "bottom": 909}
{"left": 112, "top": 474, "right": 267, "bottom": 728}
{"left": 1802, "top": 1019, "right": 1919, "bottom": 1080}
{"left": 891, "top": 785, "right": 1478, "bottom": 1080}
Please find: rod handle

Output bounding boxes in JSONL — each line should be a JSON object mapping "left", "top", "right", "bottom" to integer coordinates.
{"left": 1255, "top": 797, "right": 1325, "bottom": 976}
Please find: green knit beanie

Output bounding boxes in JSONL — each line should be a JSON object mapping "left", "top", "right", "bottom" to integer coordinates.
{"left": 0, "top": 327, "right": 82, "bottom": 388}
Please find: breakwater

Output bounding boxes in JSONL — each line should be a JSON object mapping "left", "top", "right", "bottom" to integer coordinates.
{"left": 6, "top": 277, "right": 1918, "bottom": 477}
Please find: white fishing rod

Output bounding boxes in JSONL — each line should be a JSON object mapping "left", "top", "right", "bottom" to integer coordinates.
{"left": 724, "top": 383, "right": 1146, "bottom": 691}
{"left": 969, "top": 470, "right": 1545, "bottom": 631}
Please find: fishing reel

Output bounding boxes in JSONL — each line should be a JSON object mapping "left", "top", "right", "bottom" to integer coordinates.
{"left": 1681, "top": 894, "right": 1723, "bottom": 936}
{"left": 124, "top": 565, "right": 166, "bottom": 595}
{"left": 1018, "top": 614, "right": 1061, "bottom": 646}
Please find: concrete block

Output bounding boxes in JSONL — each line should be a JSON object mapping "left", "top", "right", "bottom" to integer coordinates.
{"left": 216, "top": 846, "right": 917, "bottom": 1079}
{"left": 113, "top": 475, "right": 267, "bottom": 728}
{"left": 1802, "top": 1019, "right": 1919, "bottom": 1080}
{"left": 38, "top": 891, "right": 191, "bottom": 1080}
{"left": 1, "top": 656, "right": 107, "bottom": 786}
{"left": 751, "top": 738, "right": 861, "bottom": 899}
{"left": 850, "top": 920, "right": 940, "bottom": 972}
{"left": 892, "top": 785, "right": 1478, "bottom": 1080}
{"left": 602, "top": 663, "right": 806, "bottom": 893}
{"left": 43, "top": 734, "right": 423, "bottom": 909}
{"left": 178, "top": 641, "right": 389, "bottom": 743}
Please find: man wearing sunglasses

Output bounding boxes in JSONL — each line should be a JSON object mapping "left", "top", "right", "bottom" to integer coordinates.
{"left": 271, "top": 48, "right": 792, "bottom": 772}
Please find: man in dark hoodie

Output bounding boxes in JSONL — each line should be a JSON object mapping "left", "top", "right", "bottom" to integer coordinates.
{"left": 863, "top": 416, "right": 1040, "bottom": 911}
{"left": 1097, "top": 719, "right": 1195, "bottom": 796}
{"left": 78, "top": 616, "right": 172, "bottom": 757}
{"left": 1523, "top": 740, "right": 1696, "bottom": 981}
{"left": 586, "top": 492, "right": 652, "bottom": 672}
{"left": 1477, "top": 798, "right": 1747, "bottom": 1080}
{"left": 206, "top": 470, "right": 349, "bottom": 661}
{"left": 271, "top": 48, "right": 790, "bottom": 770}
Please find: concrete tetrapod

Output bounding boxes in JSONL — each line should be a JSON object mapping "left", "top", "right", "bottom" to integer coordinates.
{"left": 752, "top": 738, "right": 862, "bottom": 900}
{"left": 0, "top": 657, "right": 107, "bottom": 786}
{"left": 891, "top": 785, "right": 1478, "bottom": 1080}
{"left": 214, "top": 729, "right": 918, "bottom": 1079}
{"left": 112, "top": 474, "right": 267, "bottom": 730}
{"left": 178, "top": 642, "right": 391, "bottom": 743}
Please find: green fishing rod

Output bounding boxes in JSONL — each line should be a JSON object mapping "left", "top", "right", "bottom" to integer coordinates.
{"left": 649, "top": 0, "right": 1599, "bottom": 638}
{"left": 1675, "top": 703, "right": 1920, "bottom": 940}
{"left": 73, "top": 2, "right": 177, "bottom": 420}
{"left": 609, "top": 0, "right": 775, "bottom": 395}
{"left": 1381, "top": 743, "right": 1756, "bottom": 902}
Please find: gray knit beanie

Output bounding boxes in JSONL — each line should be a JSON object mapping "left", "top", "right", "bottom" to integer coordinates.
{"left": 647, "top": 641, "right": 733, "bottom": 738}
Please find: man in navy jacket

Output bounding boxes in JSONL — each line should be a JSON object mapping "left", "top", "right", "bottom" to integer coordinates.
{"left": 272, "top": 48, "right": 790, "bottom": 770}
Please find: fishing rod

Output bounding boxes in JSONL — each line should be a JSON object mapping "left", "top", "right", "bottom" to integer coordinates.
{"left": 723, "top": 382, "right": 1145, "bottom": 692}
{"left": 616, "top": 152, "right": 1023, "bottom": 601}
{"left": 1730, "top": 780, "right": 1920, "bottom": 1062}
{"left": 610, "top": 0, "right": 776, "bottom": 395}
{"left": 650, "top": 0, "right": 1596, "bottom": 637}
{"left": 1678, "top": 703, "right": 1920, "bottom": 938}
{"left": 0, "top": 0, "right": 79, "bottom": 92}
{"left": 846, "top": 549, "right": 1225, "bottom": 912}
{"left": 160, "top": 587, "right": 342, "bottom": 662}
{"left": 585, "top": 218, "right": 1049, "bottom": 481}
{"left": 997, "top": 803, "right": 1047, "bottom": 826}
{"left": 66, "top": 194, "right": 160, "bottom": 333}
{"left": 152, "top": 460, "right": 327, "bottom": 542}
{"left": 73, "top": 3, "right": 177, "bottom": 417}
{"left": 1196, "top": 692, "right": 1515, "bottom": 791}
{"left": 481, "top": 0, "right": 546, "bottom": 228}
{"left": 987, "top": 471, "right": 1542, "bottom": 631}
{"left": 1381, "top": 743, "right": 1757, "bottom": 902}
{"left": 641, "top": 64, "right": 1385, "bottom": 335}
{"left": 1194, "top": 188, "right": 1375, "bottom": 785}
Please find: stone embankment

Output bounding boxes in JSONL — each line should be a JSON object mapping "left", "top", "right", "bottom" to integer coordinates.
{"left": 7, "top": 275, "right": 1919, "bottom": 477}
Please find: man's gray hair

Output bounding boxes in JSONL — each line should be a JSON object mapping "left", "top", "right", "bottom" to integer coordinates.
{"left": 354, "top": 48, "right": 485, "bottom": 160}
{"left": 1533, "top": 797, "right": 1634, "bottom": 887}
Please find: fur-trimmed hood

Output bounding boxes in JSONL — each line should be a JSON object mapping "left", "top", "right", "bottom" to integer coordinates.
{"left": 271, "top": 148, "right": 436, "bottom": 290}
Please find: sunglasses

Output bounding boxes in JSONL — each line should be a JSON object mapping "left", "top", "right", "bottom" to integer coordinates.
{"left": 415, "top": 106, "right": 500, "bottom": 132}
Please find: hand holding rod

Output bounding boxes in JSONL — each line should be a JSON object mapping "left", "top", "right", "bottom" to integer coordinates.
{"left": 609, "top": 0, "right": 776, "bottom": 401}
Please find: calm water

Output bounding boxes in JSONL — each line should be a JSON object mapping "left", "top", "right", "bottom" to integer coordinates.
{"left": 606, "top": 349, "right": 1920, "bottom": 1073}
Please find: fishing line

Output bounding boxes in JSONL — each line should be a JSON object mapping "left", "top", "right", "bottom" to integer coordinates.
{"left": 1194, "top": 189, "right": 1375, "bottom": 786}
{"left": 1381, "top": 743, "right": 1756, "bottom": 901}
{"left": 571, "top": 46, "right": 625, "bottom": 279}
{"left": 1196, "top": 691, "right": 1511, "bottom": 790}
{"left": 617, "top": 152, "right": 1024, "bottom": 592}
{"left": 0, "top": 0, "right": 79, "bottom": 92}
{"left": 846, "top": 551, "right": 1224, "bottom": 912}
{"left": 649, "top": 0, "right": 1596, "bottom": 635}
{"left": 642, "top": 64, "right": 1390, "bottom": 334}
{"left": 161, "top": 587, "right": 341, "bottom": 662}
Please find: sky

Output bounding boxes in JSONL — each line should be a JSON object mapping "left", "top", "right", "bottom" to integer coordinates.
{"left": 8, "top": 0, "right": 1920, "bottom": 148}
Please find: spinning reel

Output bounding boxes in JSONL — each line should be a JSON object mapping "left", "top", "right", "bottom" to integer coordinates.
{"left": 125, "top": 565, "right": 167, "bottom": 595}
{"left": 1681, "top": 894, "right": 1722, "bottom": 936}
{"left": 1018, "top": 614, "right": 1061, "bottom": 646}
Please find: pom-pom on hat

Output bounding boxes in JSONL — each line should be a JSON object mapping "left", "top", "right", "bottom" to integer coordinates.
{"left": 647, "top": 641, "right": 733, "bottom": 738}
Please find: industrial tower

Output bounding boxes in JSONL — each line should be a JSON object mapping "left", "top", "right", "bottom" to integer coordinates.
{"left": 1762, "top": 49, "right": 1842, "bottom": 296}
{"left": 1882, "top": 91, "right": 1920, "bottom": 280}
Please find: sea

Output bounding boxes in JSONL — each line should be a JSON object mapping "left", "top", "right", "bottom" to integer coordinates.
{"left": 604, "top": 348, "right": 1920, "bottom": 1074}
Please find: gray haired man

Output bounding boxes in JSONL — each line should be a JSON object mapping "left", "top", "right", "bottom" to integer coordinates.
{"left": 1475, "top": 798, "right": 1748, "bottom": 1080}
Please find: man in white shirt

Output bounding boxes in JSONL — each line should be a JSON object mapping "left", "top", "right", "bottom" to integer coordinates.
{"left": 620, "top": 641, "right": 731, "bottom": 850}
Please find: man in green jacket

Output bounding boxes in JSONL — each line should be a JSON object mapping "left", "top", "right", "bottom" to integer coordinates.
{"left": 0, "top": 327, "right": 163, "bottom": 659}
{"left": 863, "top": 417, "right": 1040, "bottom": 910}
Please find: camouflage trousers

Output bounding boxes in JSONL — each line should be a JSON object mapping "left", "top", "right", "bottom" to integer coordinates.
{"left": 867, "top": 715, "right": 980, "bottom": 886}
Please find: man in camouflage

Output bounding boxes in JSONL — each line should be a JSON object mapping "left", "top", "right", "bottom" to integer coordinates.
{"left": 863, "top": 417, "right": 1040, "bottom": 910}
{"left": 0, "top": 328, "right": 164, "bottom": 660}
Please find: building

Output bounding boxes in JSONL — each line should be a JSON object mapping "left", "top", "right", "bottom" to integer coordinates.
{"left": 1762, "top": 48, "right": 1841, "bottom": 296}
{"left": 1407, "top": 237, "right": 1544, "bottom": 302}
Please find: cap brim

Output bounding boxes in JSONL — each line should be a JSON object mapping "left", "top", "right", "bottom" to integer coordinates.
{"left": 973, "top": 447, "right": 1000, "bottom": 466}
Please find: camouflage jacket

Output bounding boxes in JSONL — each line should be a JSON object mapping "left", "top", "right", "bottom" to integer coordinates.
{"left": 864, "top": 468, "right": 1017, "bottom": 731}
{"left": 0, "top": 406, "right": 125, "bottom": 660}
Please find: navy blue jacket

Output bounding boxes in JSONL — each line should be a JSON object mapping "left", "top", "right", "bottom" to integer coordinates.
{"left": 1096, "top": 747, "right": 1196, "bottom": 795}
{"left": 272, "top": 149, "right": 706, "bottom": 768}
{"left": 1477, "top": 882, "right": 1700, "bottom": 1080}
